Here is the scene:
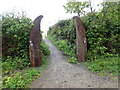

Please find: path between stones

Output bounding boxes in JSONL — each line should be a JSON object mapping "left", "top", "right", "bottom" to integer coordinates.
{"left": 31, "top": 38, "right": 118, "bottom": 88}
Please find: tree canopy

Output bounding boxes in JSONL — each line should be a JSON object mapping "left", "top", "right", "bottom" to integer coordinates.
{"left": 63, "top": 2, "right": 90, "bottom": 16}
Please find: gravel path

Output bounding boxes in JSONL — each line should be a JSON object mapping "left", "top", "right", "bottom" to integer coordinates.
{"left": 31, "top": 38, "right": 118, "bottom": 88}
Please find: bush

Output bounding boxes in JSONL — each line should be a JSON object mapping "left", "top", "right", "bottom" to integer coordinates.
{"left": 47, "top": 2, "right": 119, "bottom": 76}
{"left": 2, "top": 12, "right": 33, "bottom": 60}
{"left": 84, "top": 2, "right": 120, "bottom": 60}
{"left": 1, "top": 11, "right": 51, "bottom": 88}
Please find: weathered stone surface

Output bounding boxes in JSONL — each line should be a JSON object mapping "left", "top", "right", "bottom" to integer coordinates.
{"left": 73, "top": 16, "right": 87, "bottom": 62}
{"left": 29, "top": 15, "right": 43, "bottom": 67}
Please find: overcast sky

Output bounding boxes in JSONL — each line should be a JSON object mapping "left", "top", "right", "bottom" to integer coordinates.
{"left": 0, "top": 0, "right": 103, "bottom": 36}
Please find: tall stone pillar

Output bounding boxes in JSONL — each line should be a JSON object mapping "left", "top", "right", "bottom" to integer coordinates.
{"left": 29, "top": 15, "right": 43, "bottom": 67}
{"left": 73, "top": 16, "right": 87, "bottom": 62}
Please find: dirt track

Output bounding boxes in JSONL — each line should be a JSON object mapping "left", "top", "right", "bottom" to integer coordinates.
{"left": 31, "top": 38, "right": 118, "bottom": 88}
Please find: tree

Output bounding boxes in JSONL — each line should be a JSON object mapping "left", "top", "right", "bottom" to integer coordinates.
{"left": 88, "top": 0, "right": 93, "bottom": 12}
{"left": 63, "top": 1, "right": 90, "bottom": 16}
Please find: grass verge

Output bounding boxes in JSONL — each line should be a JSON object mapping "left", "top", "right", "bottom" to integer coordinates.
{"left": 47, "top": 36, "right": 119, "bottom": 78}
{"left": 1, "top": 40, "right": 50, "bottom": 89}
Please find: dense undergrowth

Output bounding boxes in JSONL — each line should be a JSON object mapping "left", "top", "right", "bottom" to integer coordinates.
{"left": 1, "top": 12, "right": 50, "bottom": 88}
{"left": 47, "top": 2, "right": 120, "bottom": 77}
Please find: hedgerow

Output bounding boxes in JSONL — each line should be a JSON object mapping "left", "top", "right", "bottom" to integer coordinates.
{"left": 47, "top": 2, "right": 120, "bottom": 76}
{"left": 1, "top": 12, "right": 50, "bottom": 88}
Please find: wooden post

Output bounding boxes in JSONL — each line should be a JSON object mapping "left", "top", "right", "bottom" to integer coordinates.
{"left": 29, "top": 15, "right": 43, "bottom": 67}
{"left": 73, "top": 16, "right": 87, "bottom": 62}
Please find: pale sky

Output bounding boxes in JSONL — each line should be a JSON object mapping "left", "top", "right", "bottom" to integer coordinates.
{"left": 0, "top": 0, "right": 103, "bottom": 36}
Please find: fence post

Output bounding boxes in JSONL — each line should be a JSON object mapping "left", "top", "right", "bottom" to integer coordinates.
{"left": 73, "top": 16, "right": 87, "bottom": 62}
{"left": 29, "top": 15, "right": 43, "bottom": 67}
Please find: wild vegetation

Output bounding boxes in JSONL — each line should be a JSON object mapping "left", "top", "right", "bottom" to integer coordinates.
{"left": 1, "top": 1, "right": 119, "bottom": 89}
{"left": 47, "top": 2, "right": 120, "bottom": 77}
{"left": 1, "top": 12, "right": 50, "bottom": 88}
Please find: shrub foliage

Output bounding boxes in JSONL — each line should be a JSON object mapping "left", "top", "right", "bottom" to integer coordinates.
{"left": 1, "top": 12, "right": 50, "bottom": 88}
{"left": 2, "top": 13, "right": 33, "bottom": 59}
{"left": 47, "top": 2, "right": 120, "bottom": 76}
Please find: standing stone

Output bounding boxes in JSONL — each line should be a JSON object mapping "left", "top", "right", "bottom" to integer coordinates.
{"left": 29, "top": 15, "right": 43, "bottom": 67}
{"left": 73, "top": 16, "right": 87, "bottom": 62}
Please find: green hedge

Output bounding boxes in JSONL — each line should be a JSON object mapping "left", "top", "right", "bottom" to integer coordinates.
{"left": 2, "top": 12, "right": 33, "bottom": 60}
{"left": 1, "top": 12, "right": 50, "bottom": 88}
{"left": 47, "top": 2, "right": 120, "bottom": 61}
{"left": 47, "top": 2, "right": 120, "bottom": 76}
